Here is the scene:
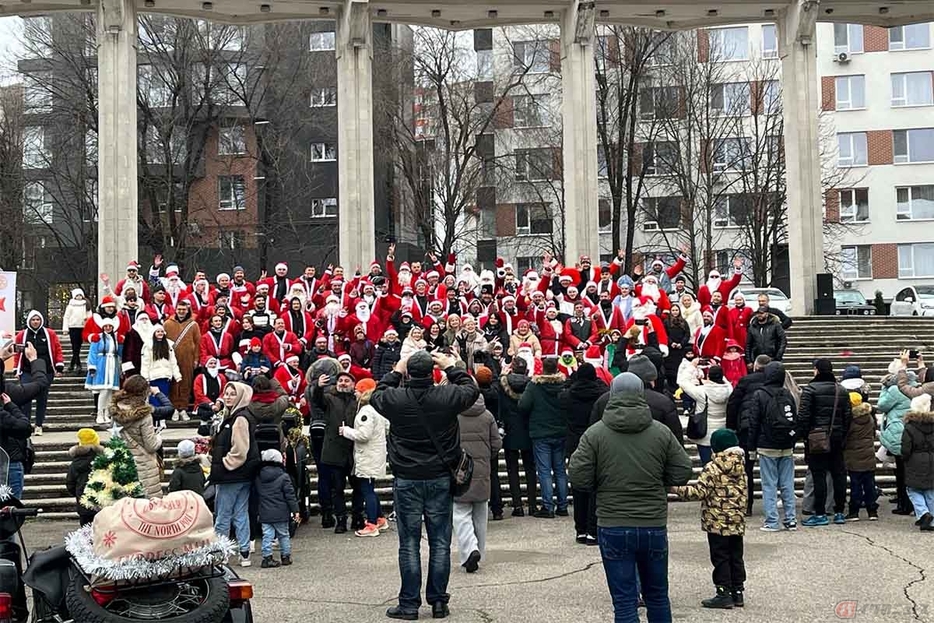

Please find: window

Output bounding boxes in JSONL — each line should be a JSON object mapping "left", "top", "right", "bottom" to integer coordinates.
{"left": 218, "top": 126, "right": 246, "bottom": 156}
{"left": 145, "top": 127, "right": 185, "bottom": 165}
{"left": 22, "top": 127, "right": 46, "bottom": 169}
{"left": 834, "top": 23, "right": 864, "bottom": 54}
{"left": 710, "top": 82, "right": 750, "bottom": 115}
{"left": 716, "top": 249, "right": 752, "bottom": 278}
{"left": 153, "top": 182, "right": 184, "bottom": 214}
{"left": 714, "top": 194, "right": 752, "bottom": 227}
{"left": 513, "top": 40, "right": 551, "bottom": 73}
{"left": 643, "top": 196, "right": 681, "bottom": 230}
{"left": 835, "top": 75, "right": 866, "bottom": 110}
{"left": 515, "top": 203, "right": 553, "bottom": 235}
{"left": 899, "top": 243, "right": 934, "bottom": 278}
{"left": 841, "top": 245, "right": 872, "bottom": 280}
{"left": 310, "top": 142, "right": 337, "bottom": 162}
{"left": 599, "top": 198, "right": 611, "bottom": 232}
{"left": 23, "top": 182, "right": 52, "bottom": 225}
{"left": 218, "top": 231, "right": 244, "bottom": 250}
{"left": 597, "top": 146, "right": 608, "bottom": 178}
{"left": 24, "top": 17, "right": 52, "bottom": 58}
{"left": 713, "top": 138, "right": 750, "bottom": 172}
{"left": 212, "top": 63, "right": 247, "bottom": 106}
{"left": 311, "top": 197, "right": 338, "bottom": 218}
{"left": 837, "top": 132, "right": 867, "bottom": 167}
{"left": 709, "top": 27, "right": 749, "bottom": 61}
{"left": 310, "top": 86, "right": 337, "bottom": 107}
{"left": 839, "top": 189, "right": 869, "bottom": 222}
{"left": 894, "top": 128, "right": 934, "bottom": 164}
{"left": 761, "top": 24, "right": 778, "bottom": 58}
{"left": 23, "top": 73, "right": 51, "bottom": 112}
{"left": 762, "top": 80, "right": 781, "bottom": 112}
{"left": 889, "top": 23, "right": 931, "bottom": 51}
{"left": 309, "top": 31, "right": 336, "bottom": 51}
{"left": 138, "top": 17, "right": 177, "bottom": 51}
{"left": 139, "top": 65, "right": 172, "bottom": 108}
{"left": 515, "top": 256, "right": 538, "bottom": 274}
{"left": 645, "top": 32, "right": 675, "bottom": 66}
{"left": 476, "top": 49, "right": 493, "bottom": 80}
{"left": 218, "top": 175, "right": 246, "bottom": 210}
{"left": 644, "top": 142, "right": 675, "bottom": 175}
{"left": 892, "top": 72, "right": 934, "bottom": 107}
{"left": 639, "top": 87, "right": 680, "bottom": 120}
{"left": 514, "top": 95, "right": 548, "bottom": 128}
{"left": 515, "top": 149, "right": 553, "bottom": 181}
{"left": 896, "top": 186, "right": 934, "bottom": 220}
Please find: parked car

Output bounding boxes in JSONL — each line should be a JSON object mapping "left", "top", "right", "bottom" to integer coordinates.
{"left": 834, "top": 289, "right": 877, "bottom": 316}
{"left": 728, "top": 287, "right": 792, "bottom": 314}
{"left": 891, "top": 285, "right": 934, "bottom": 317}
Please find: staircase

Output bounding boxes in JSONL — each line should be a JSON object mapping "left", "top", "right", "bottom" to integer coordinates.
{"left": 16, "top": 318, "right": 934, "bottom": 519}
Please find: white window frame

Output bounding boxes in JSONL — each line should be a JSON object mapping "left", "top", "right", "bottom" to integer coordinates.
{"left": 645, "top": 142, "right": 675, "bottom": 176}
{"left": 713, "top": 194, "right": 750, "bottom": 228}
{"left": 710, "top": 82, "right": 750, "bottom": 116}
{"left": 139, "top": 64, "right": 172, "bottom": 108}
{"left": 840, "top": 245, "right": 872, "bottom": 280}
{"left": 889, "top": 24, "right": 931, "bottom": 51}
{"left": 476, "top": 49, "right": 493, "bottom": 80}
{"left": 709, "top": 26, "right": 750, "bottom": 61}
{"left": 896, "top": 185, "right": 934, "bottom": 221}
{"left": 309, "top": 31, "right": 336, "bottom": 51}
{"left": 218, "top": 175, "right": 246, "bottom": 211}
{"left": 512, "top": 40, "right": 551, "bottom": 74}
{"left": 837, "top": 132, "right": 868, "bottom": 167}
{"left": 513, "top": 94, "right": 549, "bottom": 128}
{"left": 597, "top": 145, "right": 608, "bottom": 178}
{"left": 515, "top": 148, "right": 553, "bottom": 182}
{"left": 712, "top": 138, "right": 750, "bottom": 172}
{"left": 310, "top": 86, "right": 337, "bottom": 107}
{"left": 894, "top": 128, "right": 934, "bottom": 164}
{"left": 218, "top": 231, "right": 243, "bottom": 250}
{"left": 835, "top": 75, "right": 866, "bottom": 110}
{"left": 899, "top": 243, "right": 934, "bottom": 278}
{"left": 891, "top": 72, "right": 934, "bottom": 107}
{"left": 23, "top": 72, "right": 52, "bottom": 113}
{"left": 23, "top": 182, "right": 53, "bottom": 225}
{"left": 640, "top": 86, "right": 679, "bottom": 120}
{"left": 643, "top": 196, "right": 681, "bottom": 231}
{"left": 834, "top": 23, "right": 864, "bottom": 54}
{"left": 762, "top": 80, "right": 781, "bottom": 112}
{"left": 839, "top": 188, "right": 870, "bottom": 223}
{"left": 218, "top": 125, "right": 246, "bottom": 156}
{"left": 310, "top": 142, "right": 337, "bottom": 162}
{"left": 311, "top": 197, "right": 338, "bottom": 218}
{"left": 22, "top": 127, "right": 47, "bottom": 169}
{"left": 145, "top": 126, "right": 185, "bottom": 165}
{"left": 211, "top": 63, "right": 247, "bottom": 106}
{"left": 515, "top": 203, "right": 553, "bottom": 236}
{"left": 761, "top": 24, "right": 778, "bottom": 59}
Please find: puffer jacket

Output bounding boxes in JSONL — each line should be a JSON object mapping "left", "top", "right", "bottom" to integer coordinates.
{"left": 518, "top": 373, "right": 568, "bottom": 441}
{"left": 62, "top": 299, "right": 91, "bottom": 331}
{"left": 255, "top": 461, "right": 299, "bottom": 524}
{"left": 796, "top": 375, "right": 852, "bottom": 448}
{"left": 674, "top": 447, "right": 747, "bottom": 536}
{"left": 371, "top": 340, "right": 402, "bottom": 379}
{"left": 341, "top": 403, "right": 389, "bottom": 479}
{"left": 897, "top": 368, "right": 934, "bottom": 400}
{"left": 879, "top": 381, "right": 913, "bottom": 455}
{"left": 560, "top": 374, "right": 608, "bottom": 457}
{"left": 455, "top": 394, "right": 502, "bottom": 504}
{"left": 111, "top": 396, "right": 163, "bottom": 498}
{"left": 902, "top": 409, "right": 934, "bottom": 490}
{"left": 141, "top": 341, "right": 181, "bottom": 382}
{"left": 66, "top": 443, "right": 104, "bottom": 500}
{"left": 844, "top": 403, "right": 877, "bottom": 471}
{"left": 311, "top": 385, "right": 357, "bottom": 467}
{"left": 744, "top": 315, "right": 786, "bottom": 362}
{"left": 678, "top": 360, "right": 733, "bottom": 446}
{"left": 498, "top": 373, "right": 532, "bottom": 451}
{"left": 746, "top": 362, "right": 798, "bottom": 451}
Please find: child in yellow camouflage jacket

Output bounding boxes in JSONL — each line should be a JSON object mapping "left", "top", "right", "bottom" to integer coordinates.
{"left": 672, "top": 428, "right": 747, "bottom": 610}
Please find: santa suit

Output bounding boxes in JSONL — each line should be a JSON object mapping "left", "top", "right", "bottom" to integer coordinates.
{"left": 711, "top": 304, "right": 733, "bottom": 338}
{"left": 634, "top": 281, "right": 673, "bottom": 314}
{"left": 342, "top": 308, "right": 384, "bottom": 345}
{"left": 145, "top": 301, "right": 175, "bottom": 325}
{"left": 727, "top": 306, "right": 753, "bottom": 351}
{"left": 697, "top": 271, "right": 743, "bottom": 308}
{"left": 623, "top": 315, "right": 670, "bottom": 357}
{"left": 563, "top": 315, "right": 596, "bottom": 350}
{"left": 262, "top": 330, "right": 303, "bottom": 367}
{"left": 14, "top": 314, "right": 65, "bottom": 374}
{"left": 498, "top": 305, "right": 523, "bottom": 336}
{"left": 513, "top": 347, "right": 543, "bottom": 376}
{"left": 693, "top": 323, "right": 727, "bottom": 359}
{"left": 164, "top": 284, "right": 189, "bottom": 310}
{"left": 187, "top": 289, "right": 215, "bottom": 320}
{"left": 531, "top": 309, "right": 564, "bottom": 357}
{"left": 115, "top": 277, "right": 151, "bottom": 303}
{"left": 83, "top": 310, "right": 130, "bottom": 342}
{"left": 273, "top": 363, "right": 308, "bottom": 413}
{"left": 258, "top": 274, "right": 293, "bottom": 304}
{"left": 316, "top": 307, "right": 345, "bottom": 353}
{"left": 282, "top": 308, "right": 317, "bottom": 346}
{"left": 596, "top": 277, "right": 620, "bottom": 300}
{"left": 200, "top": 330, "right": 236, "bottom": 369}
{"left": 590, "top": 303, "right": 625, "bottom": 335}
{"left": 229, "top": 278, "right": 256, "bottom": 301}
{"left": 193, "top": 372, "right": 227, "bottom": 408}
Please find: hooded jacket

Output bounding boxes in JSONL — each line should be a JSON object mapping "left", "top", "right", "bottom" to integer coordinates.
{"left": 796, "top": 373, "right": 852, "bottom": 448}
{"left": 111, "top": 393, "right": 163, "bottom": 498}
{"left": 902, "top": 409, "right": 934, "bottom": 490}
{"left": 62, "top": 291, "right": 91, "bottom": 331}
{"left": 844, "top": 403, "right": 877, "bottom": 472}
{"left": 498, "top": 373, "right": 532, "bottom": 451}
{"left": 569, "top": 392, "right": 693, "bottom": 528}
{"left": 66, "top": 443, "right": 104, "bottom": 501}
{"left": 456, "top": 394, "right": 503, "bottom": 504}
{"left": 211, "top": 383, "right": 260, "bottom": 484}
{"left": 879, "top": 379, "right": 915, "bottom": 455}
{"left": 341, "top": 402, "right": 389, "bottom": 479}
{"left": 744, "top": 314, "right": 786, "bottom": 362}
{"left": 728, "top": 369, "right": 766, "bottom": 449}
{"left": 560, "top": 370, "right": 608, "bottom": 456}
{"left": 746, "top": 362, "right": 798, "bottom": 451}
{"left": 674, "top": 447, "right": 747, "bottom": 536}
{"left": 311, "top": 384, "right": 357, "bottom": 467}
{"left": 371, "top": 339, "right": 402, "bottom": 379}
{"left": 255, "top": 460, "right": 299, "bottom": 524}
{"left": 0, "top": 399, "right": 33, "bottom": 464}
{"left": 518, "top": 373, "right": 568, "bottom": 440}
{"left": 15, "top": 311, "right": 64, "bottom": 374}
{"left": 168, "top": 456, "right": 206, "bottom": 494}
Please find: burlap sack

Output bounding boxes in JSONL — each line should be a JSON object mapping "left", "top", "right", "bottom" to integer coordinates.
{"left": 91, "top": 491, "right": 217, "bottom": 562}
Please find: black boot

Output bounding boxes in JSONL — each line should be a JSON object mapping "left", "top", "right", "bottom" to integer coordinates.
{"left": 334, "top": 517, "right": 348, "bottom": 534}
{"left": 261, "top": 556, "right": 280, "bottom": 568}
{"left": 321, "top": 512, "right": 335, "bottom": 529}
{"left": 731, "top": 586, "right": 745, "bottom": 608}
{"left": 701, "top": 586, "right": 734, "bottom": 609}
{"left": 350, "top": 514, "right": 366, "bottom": 531}
{"left": 920, "top": 513, "right": 934, "bottom": 532}
{"left": 511, "top": 506, "right": 525, "bottom": 518}
{"left": 281, "top": 555, "right": 292, "bottom": 566}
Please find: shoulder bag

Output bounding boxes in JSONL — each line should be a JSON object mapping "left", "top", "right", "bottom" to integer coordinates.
{"left": 807, "top": 384, "right": 839, "bottom": 455}
{"left": 686, "top": 394, "right": 709, "bottom": 441}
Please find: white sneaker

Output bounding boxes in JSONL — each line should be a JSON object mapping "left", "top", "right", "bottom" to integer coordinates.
{"left": 180, "top": 410, "right": 191, "bottom": 421}
{"left": 34, "top": 426, "right": 43, "bottom": 436}
{"left": 249, "top": 540, "right": 255, "bottom": 553}
{"left": 96, "top": 413, "right": 106, "bottom": 425}
{"left": 239, "top": 554, "right": 251, "bottom": 568}
{"left": 172, "top": 410, "right": 180, "bottom": 422}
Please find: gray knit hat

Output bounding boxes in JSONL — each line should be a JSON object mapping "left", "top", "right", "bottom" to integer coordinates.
{"left": 177, "top": 439, "right": 196, "bottom": 459}
{"left": 610, "top": 372, "right": 644, "bottom": 396}
{"left": 626, "top": 355, "right": 658, "bottom": 383}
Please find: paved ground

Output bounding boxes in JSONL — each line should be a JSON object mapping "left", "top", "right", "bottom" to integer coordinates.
{"left": 23, "top": 499, "right": 933, "bottom": 623}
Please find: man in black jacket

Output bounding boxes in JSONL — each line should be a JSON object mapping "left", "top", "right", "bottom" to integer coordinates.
{"left": 745, "top": 307, "right": 787, "bottom": 363}
{"left": 727, "top": 354, "right": 771, "bottom": 515}
{"left": 796, "top": 359, "right": 852, "bottom": 527}
{"left": 371, "top": 350, "right": 479, "bottom": 621}
{"left": 756, "top": 293, "right": 792, "bottom": 330}
{"left": 0, "top": 342, "right": 48, "bottom": 498}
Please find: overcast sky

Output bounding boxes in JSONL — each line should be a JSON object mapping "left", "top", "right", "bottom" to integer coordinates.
{"left": 0, "top": 17, "right": 23, "bottom": 85}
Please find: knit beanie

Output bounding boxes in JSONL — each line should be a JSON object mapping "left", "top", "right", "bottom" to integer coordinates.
{"left": 262, "top": 449, "right": 284, "bottom": 464}
{"left": 842, "top": 365, "right": 861, "bottom": 380}
{"left": 177, "top": 439, "right": 196, "bottom": 458}
{"left": 474, "top": 366, "right": 494, "bottom": 386}
{"left": 910, "top": 394, "right": 932, "bottom": 413}
{"left": 710, "top": 429, "right": 739, "bottom": 453}
{"left": 813, "top": 358, "right": 833, "bottom": 376}
{"left": 355, "top": 378, "right": 377, "bottom": 394}
{"left": 77, "top": 428, "right": 99, "bottom": 446}
{"left": 626, "top": 355, "right": 658, "bottom": 383}
{"left": 707, "top": 365, "right": 725, "bottom": 384}
{"left": 610, "top": 372, "right": 643, "bottom": 396}
{"left": 849, "top": 392, "right": 863, "bottom": 407}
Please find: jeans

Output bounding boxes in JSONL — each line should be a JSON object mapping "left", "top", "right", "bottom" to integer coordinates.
{"left": 907, "top": 488, "right": 934, "bottom": 517}
{"left": 532, "top": 438, "right": 568, "bottom": 513}
{"left": 261, "top": 522, "right": 291, "bottom": 557}
{"left": 393, "top": 476, "right": 453, "bottom": 613}
{"left": 802, "top": 470, "right": 835, "bottom": 515}
{"left": 849, "top": 470, "right": 878, "bottom": 512}
{"left": 697, "top": 445, "right": 713, "bottom": 466}
{"left": 328, "top": 464, "right": 364, "bottom": 521}
{"left": 759, "top": 454, "right": 797, "bottom": 527}
{"left": 505, "top": 449, "right": 537, "bottom": 510}
{"left": 20, "top": 372, "right": 51, "bottom": 427}
{"left": 809, "top": 447, "right": 847, "bottom": 515}
{"left": 8, "top": 462, "right": 23, "bottom": 500}
{"left": 707, "top": 533, "right": 745, "bottom": 590}
{"left": 214, "top": 481, "right": 252, "bottom": 554}
{"left": 598, "top": 526, "right": 671, "bottom": 623}
{"left": 359, "top": 477, "right": 380, "bottom": 524}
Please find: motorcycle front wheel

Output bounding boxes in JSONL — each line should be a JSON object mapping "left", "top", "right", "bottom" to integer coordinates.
{"left": 65, "top": 572, "right": 230, "bottom": 623}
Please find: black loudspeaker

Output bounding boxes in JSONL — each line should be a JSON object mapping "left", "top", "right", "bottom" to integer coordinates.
{"left": 814, "top": 298, "right": 836, "bottom": 316}
{"left": 816, "top": 273, "right": 834, "bottom": 300}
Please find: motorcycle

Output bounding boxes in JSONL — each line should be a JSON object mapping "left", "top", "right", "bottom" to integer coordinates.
{"left": 0, "top": 450, "right": 255, "bottom": 623}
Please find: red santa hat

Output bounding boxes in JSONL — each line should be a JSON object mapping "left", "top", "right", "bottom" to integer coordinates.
{"left": 428, "top": 299, "right": 444, "bottom": 310}
{"left": 362, "top": 281, "right": 375, "bottom": 292}
{"left": 701, "top": 305, "right": 715, "bottom": 317}
{"left": 545, "top": 300, "right": 556, "bottom": 309}
{"left": 216, "top": 272, "right": 230, "bottom": 283}
{"left": 401, "top": 287, "right": 414, "bottom": 296}
{"left": 384, "top": 328, "right": 398, "bottom": 337}
{"left": 642, "top": 273, "right": 658, "bottom": 284}
{"left": 401, "top": 309, "right": 413, "bottom": 318}
{"left": 249, "top": 337, "right": 262, "bottom": 349}
{"left": 585, "top": 281, "right": 598, "bottom": 290}
{"left": 275, "top": 262, "right": 288, "bottom": 272}
{"left": 101, "top": 318, "right": 120, "bottom": 330}
{"left": 517, "top": 318, "right": 530, "bottom": 330}
{"left": 414, "top": 279, "right": 428, "bottom": 290}
{"left": 558, "top": 271, "right": 574, "bottom": 283}
{"left": 560, "top": 348, "right": 575, "bottom": 357}
{"left": 426, "top": 270, "right": 440, "bottom": 280}
{"left": 326, "top": 294, "right": 340, "bottom": 304}
{"left": 517, "top": 341, "right": 533, "bottom": 353}
{"left": 584, "top": 344, "right": 603, "bottom": 365}
{"left": 204, "top": 357, "right": 219, "bottom": 367}
{"left": 399, "top": 262, "right": 411, "bottom": 273}
{"left": 337, "top": 353, "right": 352, "bottom": 362}
{"left": 579, "top": 254, "right": 592, "bottom": 263}
{"left": 501, "top": 294, "right": 516, "bottom": 305}
{"left": 567, "top": 285, "right": 579, "bottom": 295}
{"left": 369, "top": 260, "right": 381, "bottom": 271}
{"left": 126, "top": 260, "right": 140, "bottom": 272}
{"left": 285, "top": 354, "right": 300, "bottom": 366}
{"left": 101, "top": 295, "right": 116, "bottom": 306}
{"left": 525, "top": 269, "right": 540, "bottom": 281}
{"left": 165, "top": 264, "right": 179, "bottom": 278}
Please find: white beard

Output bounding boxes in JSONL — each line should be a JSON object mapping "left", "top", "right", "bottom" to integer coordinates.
{"left": 326, "top": 302, "right": 340, "bottom": 317}
{"left": 517, "top": 350, "right": 534, "bottom": 375}
{"left": 207, "top": 368, "right": 219, "bottom": 378}
{"left": 398, "top": 272, "right": 412, "bottom": 288}
{"left": 356, "top": 306, "right": 371, "bottom": 323}
{"left": 642, "top": 282, "right": 660, "bottom": 301}
{"left": 706, "top": 277, "right": 722, "bottom": 292}
{"left": 364, "top": 294, "right": 375, "bottom": 305}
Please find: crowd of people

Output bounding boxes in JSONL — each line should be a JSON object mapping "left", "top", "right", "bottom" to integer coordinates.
{"left": 1, "top": 246, "right": 933, "bottom": 622}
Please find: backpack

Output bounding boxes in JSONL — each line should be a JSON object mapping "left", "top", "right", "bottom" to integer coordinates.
{"left": 23, "top": 439, "right": 36, "bottom": 475}
{"left": 760, "top": 386, "right": 796, "bottom": 445}
{"left": 255, "top": 420, "right": 282, "bottom": 454}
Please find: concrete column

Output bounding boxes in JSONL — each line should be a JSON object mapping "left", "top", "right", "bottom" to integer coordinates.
{"left": 559, "top": 1, "right": 600, "bottom": 265}
{"left": 779, "top": 2, "right": 823, "bottom": 315}
{"left": 336, "top": 0, "right": 376, "bottom": 270}
{"left": 97, "top": 0, "right": 139, "bottom": 284}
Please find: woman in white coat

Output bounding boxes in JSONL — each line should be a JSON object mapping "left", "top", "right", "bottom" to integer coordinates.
{"left": 679, "top": 293, "right": 704, "bottom": 337}
{"left": 678, "top": 358, "right": 733, "bottom": 465}
{"left": 141, "top": 324, "right": 182, "bottom": 398}
{"left": 62, "top": 288, "right": 91, "bottom": 372}
{"left": 340, "top": 380, "right": 389, "bottom": 537}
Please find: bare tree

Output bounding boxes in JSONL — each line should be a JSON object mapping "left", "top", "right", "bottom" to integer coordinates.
{"left": 0, "top": 84, "right": 24, "bottom": 271}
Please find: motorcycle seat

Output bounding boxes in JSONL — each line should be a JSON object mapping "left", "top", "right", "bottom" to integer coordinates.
{"left": 23, "top": 546, "right": 70, "bottom": 609}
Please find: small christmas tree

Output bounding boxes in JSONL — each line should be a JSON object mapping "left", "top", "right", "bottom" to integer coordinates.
{"left": 80, "top": 437, "right": 146, "bottom": 510}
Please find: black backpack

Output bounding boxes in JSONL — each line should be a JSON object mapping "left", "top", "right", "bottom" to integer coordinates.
{"left": 759, "top": 386, "right": 796, "bottom": 446}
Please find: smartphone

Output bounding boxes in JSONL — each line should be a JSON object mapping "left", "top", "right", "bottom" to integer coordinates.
{"left": 635, "top": 318, "right": 647, "bottom": 326}
{"left": 909, "top": 349, "right": 920, "bottom": 359}
{"left": 698, "top": 358, "right": 710, "bottom": 367}
{"left": 13, "top": 344, "right": 26, "bottom": 353}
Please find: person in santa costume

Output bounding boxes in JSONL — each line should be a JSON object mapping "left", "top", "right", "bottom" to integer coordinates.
{"left": 696, "top": 261, "right": 743, "bottom": 308}
{"left": 337, "top": 352, "right": 373, "bottom": 381}
{"left": 262, "top": 317, "right": 303, "bottom": 367}
{"left": 282, "top": 296, "right": 317, "bottom": 349}
{"left": 187, "top": 278, "right": 215, "bottom": 321}
{"left": 341, "top": 299, "right": 384, "bottom": 345}
{"left": 582, "top": 345, "right": 614, "bottom": 386}
{"left": 644, "top": 253, "right": 688, "bottom": 293}
{"left": 112, "top": 260, "right": 151, "bottom": 303}
{"left": 258, "top": 262, "right": 293, "bottom": 304}
{"left": 728, "top": 292, "right": 753, "bottom": 351}
{"left": 693, "top": 306, "right": 728, "bottom": 359}
{"left": 513, "top": 341, "right": 543, "bottom": 376}
{"left": 83, "top": 295, "right": 129, "bottom": 342}
{"left": 193, "top": 356, "right": 227, "bottom": 436}
{"left": 274, "top": 354, "right": 309, "bottom": 414}
{"left": 507, "top": 319, "right": 542, "bottom": 359}
{"left": 720, "top": 339, "right": 747, "bottom": 388}
{"left": 15, "top": 310, "right": 64, "bottom": 434}
{"left": 162, "top": 268, "right": 190, "bottom": 310}
{"left": 254, "top": 283, "right": 281, "bottom": 317}
{"left": 563, "top": 301, "right": 596, "bottom": 352}
{"left": 622, "top": 296, "right": 670, "bottom": 357}
{"left": 536, "top": 303, "right": 565, "bottom": 357}
{"left": 421, "top": 299, "right": 447, "bottom": 329}
{"left": 590, "top": 290, "right": 625, "bottom": 337}
{"left": 200, "top": 314, "right": 237, "bottom": 369}
{"left": 498, "top": 294, "right": 523, "bottom": 335}
{"left": 634, "top": 273, "right": 672, "bottom": 315}
{"left": 145, "top": 287, "right": 175, "bottom": 325}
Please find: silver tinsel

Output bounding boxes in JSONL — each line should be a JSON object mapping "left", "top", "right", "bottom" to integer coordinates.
{"left": 0, "top": 484, "right": 12, "bottom": 502}
{"left": 65, "top": 525, "right": 236, "bottom": 582}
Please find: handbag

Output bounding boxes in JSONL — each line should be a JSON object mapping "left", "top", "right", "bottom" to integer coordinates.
{"left": 807, "top": 384, "right": 839, "bottom": 454}
{"left": 414, "top": 398, "right": 474, "bottom": 497}
{"left": 686, "top": 398, "right": 709, "bottom": 441}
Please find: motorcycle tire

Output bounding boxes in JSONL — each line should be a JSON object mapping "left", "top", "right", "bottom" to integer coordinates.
{"left": 65, "top": 571, "right": 230, "bottom": 623}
